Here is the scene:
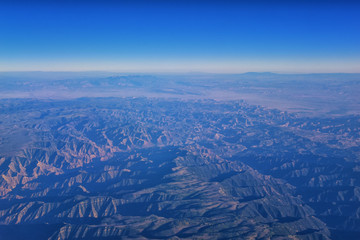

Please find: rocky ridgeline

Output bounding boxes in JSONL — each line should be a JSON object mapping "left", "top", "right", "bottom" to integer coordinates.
{"left": 0, "top": 98, "right": 359, "bottom": 239}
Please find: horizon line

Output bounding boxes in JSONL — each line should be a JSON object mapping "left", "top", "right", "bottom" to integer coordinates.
{"left": 1, "top": 70, "right": 360, "bottom": 75}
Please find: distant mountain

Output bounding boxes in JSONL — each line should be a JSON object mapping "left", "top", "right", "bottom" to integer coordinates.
{"left": 1, "top": 73, "right": 359, "bottom": 116}
{"left": 241, "top": 71, "right": 279, "bottom": 76}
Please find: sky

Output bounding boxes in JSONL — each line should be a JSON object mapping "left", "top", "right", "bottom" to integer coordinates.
{"left": 1, "top": 0, "right": 360, "bottom": 73}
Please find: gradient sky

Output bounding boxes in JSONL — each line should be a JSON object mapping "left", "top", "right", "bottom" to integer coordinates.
{"left": 1, "top": 1, "right": 360, "bottom": 73}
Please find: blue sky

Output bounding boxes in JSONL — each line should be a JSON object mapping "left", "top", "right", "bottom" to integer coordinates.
{"left": 1, "top": 1, "right": 359, "bottom": 73}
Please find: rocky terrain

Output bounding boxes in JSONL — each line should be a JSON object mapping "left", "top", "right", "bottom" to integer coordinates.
{"left": 0, "top": 73, "right": 359, "bottom": 239}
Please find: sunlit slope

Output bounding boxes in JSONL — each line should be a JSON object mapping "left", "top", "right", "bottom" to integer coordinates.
{"left": 0, "top": 98, "right": 359, "bottom": 239}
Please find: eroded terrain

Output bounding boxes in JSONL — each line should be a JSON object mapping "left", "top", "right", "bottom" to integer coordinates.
{"left": 0, "top": 97, "right": 359, "bottom": 239}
